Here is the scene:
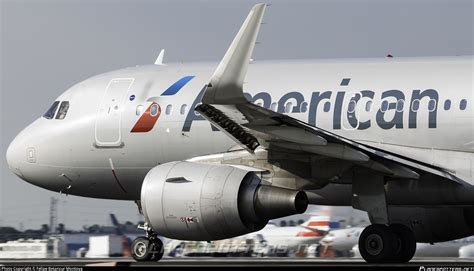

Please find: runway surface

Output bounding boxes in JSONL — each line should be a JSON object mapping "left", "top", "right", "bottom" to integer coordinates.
{"left": 2, "top": 257, "right": 474, "bottom": 267}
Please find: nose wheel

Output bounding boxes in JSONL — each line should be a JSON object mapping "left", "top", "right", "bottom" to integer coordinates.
{"left": 131, "top": 223, "right": 164, "bottom": 262}
{"left": 358, "top": 224, "right": 416, "bottom": 263}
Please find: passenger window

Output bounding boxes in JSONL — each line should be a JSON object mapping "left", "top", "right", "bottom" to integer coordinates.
{"left": 180, "top": 104, "right": 187, "bottom": 115}
{"left": 365, "top": 101, "right": 373, "bottom": 112}
{"left": 56, "top": 101, "right": 70, "bottom": 120}
{"left": 428, "top": 99, "right": 437, "bottom": 112}
{"left": 270, "top": 102, "right": 277, "bottom": 112}
{"left": 136, "top": 105, "right": 144, "bottom": 116}
{"left": 348, "top": 100, "right": 356, "bottom": 113}
{"left": 284, "top": 102, "right": 293, "bottom": 113}
{"left": 396, "top": 99, "right": 404, "bottom": 112}
{"left": 460, "top": 99, "right": 467, "bottom": 110}
{"left": 43, "top": 101, "right": 60, "bottom": 119}
{"left": 150, "top": 104, "right": 159, "bottom": 117}
{"left": 323, "top": 102, "right": 331, "bottom": 112}
{"left": 380, "top": 100, "right": 389, "bottom": 112}
{"left": 411, "top": 99, "right": 420, "bottom": 112}
{"left": 300, "top": 102, "right": 308, "bottom": 113}
{"left": 444, "top": 100, "right": 451, "bottom": 110}
{"left": 165, "top": 104, "right": 172, "bottom": 115}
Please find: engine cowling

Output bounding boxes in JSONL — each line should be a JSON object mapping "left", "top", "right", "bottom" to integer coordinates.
{"left": 141, "top": 161, "right": 308, "bottom": 241}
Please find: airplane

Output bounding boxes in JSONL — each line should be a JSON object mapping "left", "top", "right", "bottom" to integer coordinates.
{"left": 164, "top": 215, "right": 337, "bottom": 257}
{"left": 322, "top": 227, "right": 474, "bottom": 258}
{"left": 5, "top": 3, "right": 474, "bottom": 264}
{"left": 269, "top": 205, "right": 369, "bottom": 228}
{"left": 166, "top": 206, "right": 367, "bottom": 257}
{"left": 249, "top": 206, "right": 369, "bottom": 256}
{"left": 319, "top": 226, "right": 365, "bottom": 257}
{"left": 458, "top": 239, "right": 474, "bottom": 258}
{"left": 353, "top": 236, "right": 474, "bottom": 258}
{"left": 248, "top": 215, "right": 340, "bottom": 257}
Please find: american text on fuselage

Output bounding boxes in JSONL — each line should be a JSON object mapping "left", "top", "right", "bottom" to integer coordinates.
{"left": 182, "top": 78, "right": 469, "bottom": 132}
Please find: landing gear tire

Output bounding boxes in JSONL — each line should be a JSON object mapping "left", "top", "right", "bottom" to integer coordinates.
{"left": 131, "top": 236, "right": 164, "bottom": 262}
{"left": 132, "top": 222, "right": 165, "bottom": 262}
{"left": 358, "top": 224, "right": 397, "bottom": 263}
{"left": 389, "top": 224, "right": 416, "bottom": 263}
{"left": 132, "top": 236, "right": 154, "bottom": 261}
{"left": 149, "top": 237, "right": 164, "bottom": 262}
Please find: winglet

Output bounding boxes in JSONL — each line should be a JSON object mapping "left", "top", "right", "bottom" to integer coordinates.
{"left": 202, "top": 3, "right": 266, "bottom": 104}
{"left": 154, "top": 49, "right": 165, "bottom": 65}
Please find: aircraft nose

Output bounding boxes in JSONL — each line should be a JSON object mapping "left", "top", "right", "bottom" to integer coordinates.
{"left": 6, "top": 136, "right": 25, "bottom": 178}
{"left": 6, "top": 120, "right": 66, "bottom": 191}
{"left": 320, "top": 236, "right": 333, "bottom": 244}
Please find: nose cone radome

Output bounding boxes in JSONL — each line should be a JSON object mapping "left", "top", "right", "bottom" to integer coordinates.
{"left": 6, "top": 135, "right": 24, "bottom": 178}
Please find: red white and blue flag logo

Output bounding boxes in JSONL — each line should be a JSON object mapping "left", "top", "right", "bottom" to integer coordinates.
{"left": 131, "top": 76, "right": 195, "bottom": 133}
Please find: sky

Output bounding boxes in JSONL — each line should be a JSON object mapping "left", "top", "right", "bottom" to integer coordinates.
{"left": 0, "top": 0, "right": 473, "bottom": 230}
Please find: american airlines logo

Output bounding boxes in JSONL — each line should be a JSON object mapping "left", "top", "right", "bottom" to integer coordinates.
{"left": 131, "top": 76, "right": 469, "bottom": 133}
{"left": 183, "top": 78, "right": 469, "bottom": 132}
{"left": 131, "top": 76, "right": 195, "bottom": 133}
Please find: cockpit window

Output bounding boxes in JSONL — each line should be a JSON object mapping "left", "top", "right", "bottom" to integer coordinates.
{"left": 56, "top": 101, "right": 70, "bottom": 120}
{"left": 43, "top": 101, "right": 60, "bottom": 119}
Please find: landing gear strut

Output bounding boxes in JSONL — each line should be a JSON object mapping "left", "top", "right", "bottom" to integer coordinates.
{"left": 359, "top": 224, "right": 416, "bottom": 263}
{"left": 131, "top": 223, "right": 164, "bottom": 262}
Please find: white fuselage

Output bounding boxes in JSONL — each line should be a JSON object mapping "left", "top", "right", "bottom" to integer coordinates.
{"left": 320, "top": 227, "right": 365, "bottom": 252}
{"left": 250, "top": 224, "right": 323, "bottom": 252}
{"left": 6, "top": 56, "right": 474, "bottom": 200}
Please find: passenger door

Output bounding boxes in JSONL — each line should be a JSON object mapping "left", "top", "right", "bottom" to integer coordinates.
{"left": 95, "top": 78, "right": 134, "bottom": 147}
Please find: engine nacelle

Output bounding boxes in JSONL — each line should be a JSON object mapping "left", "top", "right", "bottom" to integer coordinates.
{"left": 141, "top": 161, "right": 308, "bottom": 241}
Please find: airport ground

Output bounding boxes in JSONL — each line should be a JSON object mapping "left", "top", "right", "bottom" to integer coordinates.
{"left": 2, "top": 257, "right": 474, "bottom": 268}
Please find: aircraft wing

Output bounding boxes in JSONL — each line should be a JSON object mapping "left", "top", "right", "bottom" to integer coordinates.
{"left": 196, "top": 3, "right": 461, "bottom": 184}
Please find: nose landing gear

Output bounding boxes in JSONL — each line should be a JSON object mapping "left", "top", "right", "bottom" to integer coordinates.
{"left": 359, "top": 224, "right": 416, "bottom": 263}
{"left": 131, "top": 223, "right": 164, "bottom": 262}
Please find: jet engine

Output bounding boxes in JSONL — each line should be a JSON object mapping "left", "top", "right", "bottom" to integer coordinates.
{"left": 140, "top": 161, "right": 308, "bottom": 241}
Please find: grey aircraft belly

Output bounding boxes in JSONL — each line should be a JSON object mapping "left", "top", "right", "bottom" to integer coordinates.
{"left": 5, "top": 3, "right": 474, "bottom": 264}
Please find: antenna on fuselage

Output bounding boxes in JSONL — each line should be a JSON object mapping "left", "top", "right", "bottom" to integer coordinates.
{"left": 154, "top": 49, "right": 166, "bottom": 65}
